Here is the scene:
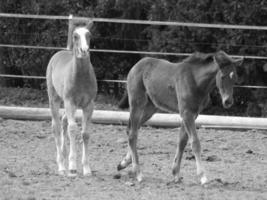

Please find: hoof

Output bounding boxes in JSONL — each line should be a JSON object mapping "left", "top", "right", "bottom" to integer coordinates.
{"left": 117, "top": 163, "right": 126, "bottom": 171}
{"left": 113, "top": 173, "right": 122, "bottom": 179}
{"left": 83, "top": 171, "right": 92, "bottom": 177}
{"left": 136, "top": 173, "right": 144, "bottom": 182}
{"left": 58, "top": 170, "right": 66, "bottom": 176}
{"left": 200, "top": 175, "right": 208, "bottom": 185}
{"left": 174, "top": 176, "right": 183, "bottom": 183}
{"left": 68, "top": 170, "right": 78, "bottom": 177}
{"left": 83, "top": 167, "right": 92, "bottom": 176}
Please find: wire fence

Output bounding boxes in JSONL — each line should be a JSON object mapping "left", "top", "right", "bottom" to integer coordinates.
{"left": 2, "top": 43, "right": 267, "bottom": 60}
{"left": 2, "top": 74, "right": 267, "bottom": 89}
{"left": 1, "top": 13, "right": 267, "bottom": 89}
{"left": 1, "top": 13, "right": 267, "bottom": 30}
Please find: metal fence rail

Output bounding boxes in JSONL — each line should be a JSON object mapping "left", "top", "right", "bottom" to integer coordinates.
{"left": 1, "top": 12, "right": 267, "bottom": 30}
{"left": 1, "top": 12, "right": 267, "bottom": 89}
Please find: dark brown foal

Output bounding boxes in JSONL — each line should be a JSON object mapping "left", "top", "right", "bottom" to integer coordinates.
{"left": 117, "top": 51, "right": 243, "bottom": 184}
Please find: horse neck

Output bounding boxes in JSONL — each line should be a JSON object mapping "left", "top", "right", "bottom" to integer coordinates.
{"left": 193, "top": 61, "right": 219, "bottom": 94}
{"left": 72, "top": 54, "right": 93, "bottom": 77}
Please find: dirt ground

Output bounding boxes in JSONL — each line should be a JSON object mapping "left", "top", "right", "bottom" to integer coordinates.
{"left": 0, "top": 119, "right": 266, "bottom": 200}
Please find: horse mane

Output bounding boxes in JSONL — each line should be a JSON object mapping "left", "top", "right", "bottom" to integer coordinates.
{"left": 182, "top": 52, "right": 214, "bottom": 64}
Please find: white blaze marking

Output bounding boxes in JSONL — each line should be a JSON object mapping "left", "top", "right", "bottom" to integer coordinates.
{"left": 229, "top": 71, "right": 234, "bottom": 79}
{"left": 74, "top": 27, "right": 89, "bottom": 51}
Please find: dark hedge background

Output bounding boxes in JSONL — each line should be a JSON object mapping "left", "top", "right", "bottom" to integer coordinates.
{"left": 0, "top": 0, "right": 267, "bottom": 116}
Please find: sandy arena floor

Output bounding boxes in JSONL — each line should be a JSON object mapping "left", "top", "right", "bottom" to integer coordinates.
{"left": 0, "top": 119, "right": 266, "bottom": 200}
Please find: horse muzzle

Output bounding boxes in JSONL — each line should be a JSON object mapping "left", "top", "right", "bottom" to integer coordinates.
{"left": 76, "top": 48, "right": 89, "bottom": 58}
{"left": 222, "top": 97, "right": 233, "bottom": 109}
{"left": 81, "top": 50, "right": 89, "bottom": 57}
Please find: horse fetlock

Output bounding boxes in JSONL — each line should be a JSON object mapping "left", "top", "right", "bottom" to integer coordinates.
{"left": 82, "top": 132, "right": 90, "bottom": 142}
{"left": 58, "top": 169, "right": 67, "bottom": 176}
{"left": 136, "top": 172, "right": 144, "bottom": 182}
{"left": 57, "top": 161, "right": 66, "bottom": 172}
{"left": 197, "top": 170, "right": 208, "bottom": 185}
{"left": 173, "top": 175, "right": 183, "bottom": 183}
{"left": 68, "top": 123, "right": 78, "bottom": 132}
{"left": 83, "top": 165, "right": 92, "bottom": 176}
{"left": 200, "top": 174, "right": 208, "bottom": 185}
{"left": 171, "top": 163, "right": 180, "bottom": 176}
{"left": 132, "top": 165, "right": 142, "bottom": 178}
{"left": 68, "top": 154, "right": 77, "bottom": 171}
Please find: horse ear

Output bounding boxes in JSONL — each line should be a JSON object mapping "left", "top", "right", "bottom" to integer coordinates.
{"left": 215, "top": 51, "right": 243, "bottom": 69}
{"left": 214, "top": 51, "right": 232, "bottom": 70}
{"left": 232, "top": 57, "right": 244, "bottom": 66}
{"left": 67, "top": 19, "right": 75, "bottom": 50}
{"left": 235, "top": 58, "right": 246, "bottom": 84}
{"left": 87, "top": 21, "right": 93, "bottom": 30}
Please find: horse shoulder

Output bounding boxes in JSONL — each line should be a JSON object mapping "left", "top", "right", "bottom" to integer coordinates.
{"left": 175, "top": 63, "right": 204, "bottom": 113}
{"left": 50, "top": 51, "right": 73, "bottom": 69}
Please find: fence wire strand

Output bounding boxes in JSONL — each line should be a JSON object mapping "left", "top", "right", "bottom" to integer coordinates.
{"left": 1, "top": 13, "right": 267, "bottom": 89}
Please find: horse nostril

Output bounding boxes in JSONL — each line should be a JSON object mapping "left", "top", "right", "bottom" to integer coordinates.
{"left": 224, "top": 99, "right": 233, "bottom": 108}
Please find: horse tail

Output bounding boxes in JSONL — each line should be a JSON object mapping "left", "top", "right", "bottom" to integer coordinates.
{"left": 118, "top": 90, "right": 129, "bottom": 109}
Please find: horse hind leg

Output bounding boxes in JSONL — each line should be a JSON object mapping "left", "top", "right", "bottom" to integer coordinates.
{"left": 81, "top": 101, "right": 94, "bottom": 176}
{"left": 117, "top": 99, "right": 157, "bottom": 171}
{"left": 61, "top": 114, "right": 68, "bottom": 166}
{"left": 118, "top": 97, "right": 157, "bottom": 182}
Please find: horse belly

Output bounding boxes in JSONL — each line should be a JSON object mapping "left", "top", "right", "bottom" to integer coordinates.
{"left": 146, "top": 80, "right": 179, "bottom": 113}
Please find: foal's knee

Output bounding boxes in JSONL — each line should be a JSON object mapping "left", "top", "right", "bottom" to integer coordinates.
{"left": 52, "top": 120, "right": 60, "bottom": 133}
{"left": 191, "top": 137, "right": 201, "bottom": 154}
{"left": 62, "top": 115, "right": 68, "bottom": 128}
{"left": 82, "top": 132, "right": 90, "bottom": 143}
{"left": 68, "top": 122, "right": 78, "bottom": 138}
{"left": 178, "top": 133, "right": 188, "bottom": 150}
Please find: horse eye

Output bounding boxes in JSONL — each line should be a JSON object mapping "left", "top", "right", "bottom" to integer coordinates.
{"left": 73, "top": 35, "right": 78, "bottom": 40}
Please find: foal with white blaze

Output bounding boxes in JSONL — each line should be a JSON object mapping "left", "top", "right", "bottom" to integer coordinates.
{"left": 46, "top": 20, "right": 97, "bottom": 176}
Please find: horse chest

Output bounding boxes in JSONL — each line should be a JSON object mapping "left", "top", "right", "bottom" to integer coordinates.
{"left": 65, "top": 78, "right": 97, "bottom": 108}
{"left": 67, "top": 89, "right": 95, "bottom": 107}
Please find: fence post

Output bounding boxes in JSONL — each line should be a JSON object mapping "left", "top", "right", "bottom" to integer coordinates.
{"left": 67, "top": 14, "right": 73, "bottom": 50}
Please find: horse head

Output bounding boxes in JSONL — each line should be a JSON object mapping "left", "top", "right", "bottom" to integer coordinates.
{"left": 68, "top": 19, "right": 93, "bottom": 58}
{"left": 214, "top": 51, "right": 244, "bottom": 108}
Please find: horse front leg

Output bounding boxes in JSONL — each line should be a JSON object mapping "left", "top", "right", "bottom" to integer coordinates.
{"left": 172, "top": 124, "right": 188, "bottom": 183}
{"left": 81, "top": 101, "right": 94, "bottom": 176}
{"left": 182, "top": 111, "right": 208, "bottom": 185}
{"left": 50, "top": 100, "right": 67, "bottom": 175}
{"left": 61, "top": 114, "right": 68, "bottom": 170}
{"left": 64, "top": 100, "right": 78, "bottom": 177}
